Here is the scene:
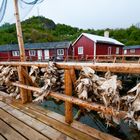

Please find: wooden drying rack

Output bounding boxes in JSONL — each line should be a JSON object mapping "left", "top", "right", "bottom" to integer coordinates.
{"left": 1, "top": 61, "right": 140, "bottom": 124}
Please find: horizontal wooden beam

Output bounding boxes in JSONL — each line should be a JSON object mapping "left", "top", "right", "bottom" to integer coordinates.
{"left": 11, "top": 82, "right": 126, "bottom": 119}
{"left": 0, "top": 61, "right": 140, "bottom": 73}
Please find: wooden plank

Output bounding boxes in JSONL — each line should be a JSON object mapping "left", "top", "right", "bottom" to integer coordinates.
{"left": 0, "top": 109, "right": 48, "bottom": 140}
{"left": 0, "top": 134, "right": 6, "bottom": 140}
{"left": 8, "top": 101, "right": 97, "bottom": 140}
{"left": 65, "top": 70, "right": 73, "bottom": 123}
{"left": 26, "top": 103, "right": 120, "bottom": 140}
{"left": 0, "top": 119, "right": 26, "bottom": 140}
{"left": 0, "top": 103, "right": 73, "bottom": 140}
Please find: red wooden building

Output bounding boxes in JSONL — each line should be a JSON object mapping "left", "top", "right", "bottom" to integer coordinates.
{"left": 72, "top": 33, "right": 124, "bottom": 59}
{"left": 123, "top": 45, "right": 140, "bottom": 55}
{"left": 0, "top": 41, "right": 71, "bottom": 61}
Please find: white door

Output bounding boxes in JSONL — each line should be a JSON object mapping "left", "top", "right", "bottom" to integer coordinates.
{"left": 44, "top": 50, "right": 49, "bottom": 60}
{"left": 37, "top": 50, "right": 43, "bottom": 60}
{"left": 108, "top": 47, "right": 112, "bottom": 55}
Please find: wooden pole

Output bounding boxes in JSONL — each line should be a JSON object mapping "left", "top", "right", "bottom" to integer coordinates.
{"left": 13, "top": 0, "right": 30, "bottom": 103}
{"left": 1, "top": 61, "right": 140, "bottom": 74}
{"left": 17, "top": 66, "right": 28, "bottom": 103}
{"left": 13, "top": 0, "right": 33, "bottom": 103}
{"left": 22, "top": 67, "right": 32, "bottom": 102}
{"left": 70, "top": 68, "right": 77, "bottom": 87}
{"left": 65, "top": 70, "right": 73, "bottom": 123}
{"left": 13, "top": 0, "right": 26, "bottom": 62}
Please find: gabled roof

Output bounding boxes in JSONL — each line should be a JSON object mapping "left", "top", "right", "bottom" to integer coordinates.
{"left": 123, "top": 45, "right": 140, "bottom": 50}
{"left": 0, "top": 41, "right": 71, "bottom": 52}
{"left": 72, "top": 33, "right": 124, "bottom": 46}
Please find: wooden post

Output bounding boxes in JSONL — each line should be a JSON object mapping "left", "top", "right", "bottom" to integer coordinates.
{"left": 70, "top": 68, "right": 76, "bottom": 87}
{"left": 65, "top": 70, "right": 73, "bottom": 124}
{"left": 113, "top": 56, "right": 116, "bottom": 63}
{"left": 13, "top": 0, "right": 33, "bottom": 103}
{"left": 13, "top": 0, "right": 26, "bottom": 62}
{"left": 17, "top": 66, "right": 28, "bottom": 103}
{"left": 24, "top": 67, "right": 32, "bottom": 102}
{"left": 122, "top": 55, "right": 125, "bottom": 63}
{"left": 14, "top": 0, "right": 26, "bottom": 103}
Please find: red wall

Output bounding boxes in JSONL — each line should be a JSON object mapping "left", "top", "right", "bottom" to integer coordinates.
{"left": 123, "top": 49, "right": 140, "bottom": 55}
{"left": 96, "top": 43, "right": 123, "bottom": 55}
{"left": 73, "top": 35, "right": 94, "bottom": 58}
{"left": 73, "top": 35, "right": 123, "bottom": 60}
{"left": 49, "top": 48, "right": 67, "bottom": 59}
{"left": 0, "top": 48, "right": 69, "bottom": 61}
{"left": 0, "top": 52, "right": 10, "bottom": 61}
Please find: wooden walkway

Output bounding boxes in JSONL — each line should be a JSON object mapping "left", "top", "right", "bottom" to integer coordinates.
{"left": 0, "top": 98, "right": 120, "bottom": 140}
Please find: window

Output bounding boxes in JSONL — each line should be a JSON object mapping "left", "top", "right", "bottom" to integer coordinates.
{"left": 12, "top": 51, "right": 20, "bottom": 56}
{"left": 29, "top": 50, "right": 36, "bottom": 56}
{"left": 130, "top": 49, "right": 135, "bottom": 53}
{"left": 57, "top": 49, "right": 64, "bottom": 55}
{"left": 116, "top": 47, "right": 119, "bottom": 54}
{"left": 124, "top": 50, "right": 127, "bottom": 54}
{"left": 78, "top": 46, "right": 83, "bottom": 54}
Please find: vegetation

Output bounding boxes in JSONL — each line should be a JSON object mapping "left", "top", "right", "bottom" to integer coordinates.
{"left": 0, "top": 16, "right": 140, "bottom": 46}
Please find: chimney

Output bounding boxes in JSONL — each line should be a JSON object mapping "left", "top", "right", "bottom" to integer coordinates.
{"left": 104, "top": 31, "right": 109, "bottom": 38}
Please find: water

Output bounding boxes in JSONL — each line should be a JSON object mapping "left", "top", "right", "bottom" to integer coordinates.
{"left": 40, "top": 99, "right": 140, "bottom": 140}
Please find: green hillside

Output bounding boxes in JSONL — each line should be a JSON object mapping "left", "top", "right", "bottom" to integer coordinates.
{"left": 0, "top": 16, "right": 140, "bottom": 46}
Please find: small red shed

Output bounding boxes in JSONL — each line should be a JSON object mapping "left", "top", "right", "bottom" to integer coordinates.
{"left": 72, "top": 33, "right": 124, "bottom": 59}
{"left": 123, "top": 45, "right": 140, "bottom": 55}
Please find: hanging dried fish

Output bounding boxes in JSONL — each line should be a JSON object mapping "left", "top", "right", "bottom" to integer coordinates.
{"left": 75, "top": 67, "right": 123, "bottom": 127}
{"left": 29, "top": 65, "right": 40, "bottom": 83}
{"left": 0, "top": 65, "right": 19, "bottom": 99}
{"left": 33, "top": 62, "right": 64, "bottom": 102}
{"left": 120, "top": 83, "right": 140, "bottom": 130}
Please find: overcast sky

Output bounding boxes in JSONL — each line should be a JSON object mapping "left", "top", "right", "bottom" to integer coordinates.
{"left": 1, "top": 0, "right": 140, "bottom": 29}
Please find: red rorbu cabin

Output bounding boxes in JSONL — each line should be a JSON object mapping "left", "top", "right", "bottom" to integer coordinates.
{"left": 0, "top": 41, "right": 71, "bottom": 61}
{"left": 123, "top": 45, "right": 140, "bottom": 55}
{"left": 72, "top": 32, "right": 124, "bottom": 60}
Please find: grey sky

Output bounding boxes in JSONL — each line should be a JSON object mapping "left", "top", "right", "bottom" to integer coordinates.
{"left": 1, "top": 0, "right": 140, "bottom": 29}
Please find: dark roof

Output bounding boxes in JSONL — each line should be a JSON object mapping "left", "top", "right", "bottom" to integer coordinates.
{"left": 0, "top": 41, "right": 71, "bottom": 52}
{"left": 123, "top": 45, "right": 140, "bottom": 50}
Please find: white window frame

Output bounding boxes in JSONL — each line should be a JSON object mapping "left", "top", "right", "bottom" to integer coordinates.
{"left": 57, "top": 49, "right": 64, "bottom": 55}
{"left": 130, "top": 49, "right": 135, "bottom": 53}
{"left": 12, "top": 51, "right": 20, "bottom": 56}
{"left": 116, "top": 47, "right": 119, "bottom": 54}
{"left": 124, "top": 50, "right": 127, "bottom": 54}
{"left": 78, "top": 46, "right": 83, "bottom": 55}
{"left": 29, "top": 50, "right": 36, "bottom": 56}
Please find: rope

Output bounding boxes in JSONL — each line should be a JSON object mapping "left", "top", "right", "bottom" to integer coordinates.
{"left": 20, "top": 0, "right": 44, "bottom": 5}
{"left": 0, "top": 0, "right": 7, "bottom": 22}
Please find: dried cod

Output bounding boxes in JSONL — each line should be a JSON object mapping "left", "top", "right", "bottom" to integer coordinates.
{"left": 0, "top": 65, "right": 19, "bottom": 98}
{"left": 33, "top": 62, "right": 64, "bottom": 102}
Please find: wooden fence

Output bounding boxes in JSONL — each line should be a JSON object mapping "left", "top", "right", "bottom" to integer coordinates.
{"left": 1, "top": 55, "right": 140, "bottom": 63}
